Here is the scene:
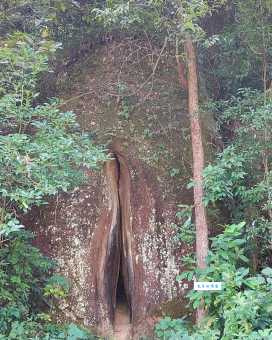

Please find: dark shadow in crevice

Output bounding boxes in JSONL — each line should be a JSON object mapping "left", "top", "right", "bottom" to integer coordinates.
{"left": 113, "top": 153, "right": 132, "bottom": 324}
{"left": 116, "top": 256, "right": 129, "bottom": 306}
{"left": 114, "top": 253, "right": 132, "bottom": 326}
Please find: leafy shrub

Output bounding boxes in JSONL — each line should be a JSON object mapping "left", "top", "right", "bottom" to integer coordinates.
{"left": 155, "top": 223, "right": 272, "bottom": 339}
{"left": 0, "top": 34, "right": 107, "bottom": 212}
{"left": 0, "top": 230, "right": 95, "bottom": 339}
{"left": 0, "top": 27, "right": 106, "bottom": 339}
{"left": 155, "top": 317, "right": 190, "bottom": 339}
{"left": 0, "top": 320, "right": 95, "bottom": 340}
{"left": 174, "top": 204, "right": 195, "bottom": 246}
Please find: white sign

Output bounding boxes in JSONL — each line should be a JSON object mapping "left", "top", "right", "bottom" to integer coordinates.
{"left": 194, "top": 282, "right": 222, "bottom": 291}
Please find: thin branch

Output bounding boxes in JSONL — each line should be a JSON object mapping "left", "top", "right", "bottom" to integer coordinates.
{"left": 58, "top": 38, "right": 168, "bottom": 109}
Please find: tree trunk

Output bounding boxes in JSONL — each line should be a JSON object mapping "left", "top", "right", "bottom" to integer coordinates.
{"left": 184, "top": 37, "right": 209, "bottom": 323}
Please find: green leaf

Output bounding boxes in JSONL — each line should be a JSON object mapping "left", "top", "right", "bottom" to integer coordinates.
{"left": 261, "top": 267, "right": 272, "bottom": 278}
{"left": 66, "top": 324, "right": 90, "bottom": 339}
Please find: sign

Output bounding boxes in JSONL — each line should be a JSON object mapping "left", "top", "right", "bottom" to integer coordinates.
{"left": 194, "top": 282, "right": 222, "bottom": 291}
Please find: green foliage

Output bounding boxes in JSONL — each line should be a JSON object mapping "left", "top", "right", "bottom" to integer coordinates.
{"left": 0, "top": 231, "right": 94, "bottom": 339}
{"left": 0, "top": 9, "right": 107, "bottom": 339}
{"left": 202, "top": 0, "right": 272, "bottom": 96}
{"left": 169, "top": 168, "right": 180, "bottom": 178}
{"left": 234, "top": 0, "right": 272, "bottom": 75}
{"left": 203, "top": 146, "right": 248, "bottom": 206}
{"left": 91, "top": 0, "right": 227, "bottom": 43}
{"left": 0, "top": 107, "right": 105, "bottom": 210}
{"left": 0, "top": 319, "right": 94, "bottom": 340}
{"left": 155, "top": 316, "right": 220, "bottom": 339}
{"left": 174, "top": 204, "right": 195, "bottom": 246}
{"left": 0, "top": 231, "right": 53, "bottom": 314}
{"left": 0, "top": 1, "right": 106, "bottom": 47}
{"left": 157, "top": 223, "right": 272, "bottom": 339}
{"left": 1, "top": 1, "right": 272, "bottom": 339}
{"left": 204, "top": 89, "right": 272, "bottom": 266}
{"left": 0, "top": 34, "right": 58, "bottom": 94}
{"left": 155, "top": 317, "right": 191, "bottom": 339}
{"left": 116, "top": 82, "right": 132, "bottom": 120}
{"left": 161, "top": 86, "right": 272, "bottom": 339}
{"left": 0, "top": 214, "right": 24, "bottom": 236}
{"left": 0, "top": 32, "right": 107, "bottom": 213}
{"left": 92, "top": 2, "right": 141, "bottom": 30}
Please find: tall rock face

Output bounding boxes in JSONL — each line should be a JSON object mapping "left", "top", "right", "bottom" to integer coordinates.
{"left": 28, "top": 38, "right": 215, "bottom": 338}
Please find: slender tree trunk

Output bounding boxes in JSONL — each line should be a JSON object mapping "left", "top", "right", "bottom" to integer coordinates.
{"left": 184, "top": 37, "right": 209, "bottom": 323}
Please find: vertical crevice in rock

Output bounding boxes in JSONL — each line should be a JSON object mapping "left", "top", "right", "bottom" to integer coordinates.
{"left": 97, "top": 152, "right": 134, "bottom": 334}
{"left": 114, "top": 152, "right": 133, "bottom": 339}
{"left": 96, "top": 158, "right": 120, "bottom": 333}
{"left": 115, "top": 152, "right": 134, "bottom": 322}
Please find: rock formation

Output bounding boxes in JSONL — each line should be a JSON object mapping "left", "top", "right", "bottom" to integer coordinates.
{"left": 27, "top": 38, "right": 215, "bottom": 338}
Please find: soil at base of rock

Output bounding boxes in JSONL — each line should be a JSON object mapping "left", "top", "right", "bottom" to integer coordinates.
{"left": 113, "top": 303, "right": 132, "bottom": 340}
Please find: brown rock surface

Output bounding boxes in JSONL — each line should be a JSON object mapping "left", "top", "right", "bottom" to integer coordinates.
{"left": 27, "top": 38, "right": 215, "bottom": 338}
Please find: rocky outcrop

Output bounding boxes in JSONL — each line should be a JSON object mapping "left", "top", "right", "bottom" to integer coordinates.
{"left": 29, "top": 160, "right": 120, "bottom": 334}
{"left": 27, "top": 38, "right": 215, "bottom": 338}
{"left": 29, "top": 144, "right": 189, "bottom": 337}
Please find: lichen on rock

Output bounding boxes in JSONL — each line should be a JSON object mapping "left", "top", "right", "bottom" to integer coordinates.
{"left": 26, "top": 38, "right": 216, "bottom": 338}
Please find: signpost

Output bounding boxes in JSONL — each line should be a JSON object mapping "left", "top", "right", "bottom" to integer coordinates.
{"left": 194, "top": 282, "right": 222, "bottom": 291}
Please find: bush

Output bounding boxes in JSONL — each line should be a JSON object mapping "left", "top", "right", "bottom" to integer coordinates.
{"left": 156, "top": 223, "right": 272, "bottom": 339}
{"left": 0, "top": 29, "right": 107, "bottom": 339}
